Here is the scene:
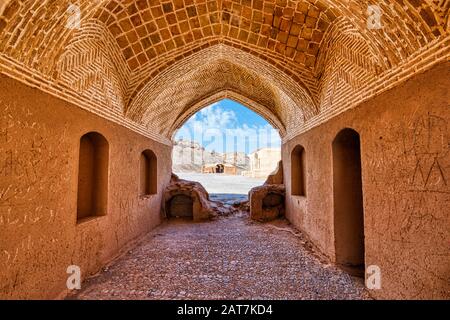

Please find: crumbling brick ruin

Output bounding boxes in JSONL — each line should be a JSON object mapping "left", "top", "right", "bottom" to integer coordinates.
{"left": 0, "top": 1, "right": 449, "bottom": 299}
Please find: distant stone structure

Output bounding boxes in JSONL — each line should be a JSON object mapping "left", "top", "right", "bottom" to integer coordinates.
{"left": 243, "top": 148, "right": 281, "bottom": 178}
{"left": 172, "top": 139, "right": 250, "bottom": 173}
{"left": 173, "top": 140, "right": 281, "bottom": 177}
{"left": 202, "top": 163, "right": 246, "bottom": 175}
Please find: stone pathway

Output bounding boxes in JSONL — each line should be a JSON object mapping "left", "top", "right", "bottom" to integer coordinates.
{"left": 70, "top": 213, "right": 370, "bottom": 300}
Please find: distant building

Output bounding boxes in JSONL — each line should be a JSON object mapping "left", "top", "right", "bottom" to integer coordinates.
{"left": 243, "top": 148, "right": 281, "bottom": 178}
{"left": 201, "top": 163, "right": 246, "bottom": 175}
{"left": 172, "top": 139, "right": 250, "bottom": 173}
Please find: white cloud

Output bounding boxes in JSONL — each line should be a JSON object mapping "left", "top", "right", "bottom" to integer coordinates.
{"left": 175, "top": 103, "right": 281, "bottom": 153}
{"left": 198, "top": 102, "right": 237, "bottom": 128}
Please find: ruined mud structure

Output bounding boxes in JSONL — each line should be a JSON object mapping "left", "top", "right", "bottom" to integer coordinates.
{"left": 0, "top": 1, "right": 449, "bottom": 300}
{"left": 249, "top": 161, "right": 286, "bottom": 221}
{"left": 163, "top": 173, "right": 234, "bottom": 220}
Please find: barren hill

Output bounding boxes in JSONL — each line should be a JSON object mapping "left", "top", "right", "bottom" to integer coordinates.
{"left": 172, "top": 139, "right": 250, "bottom": 173}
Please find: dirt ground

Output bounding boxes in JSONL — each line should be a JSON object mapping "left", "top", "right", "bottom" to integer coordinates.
{"left": 175, "top": 173, "right": 266, "bottom": 195}
{"left": 69, "top": 213, "right": 369, "bottom": 300}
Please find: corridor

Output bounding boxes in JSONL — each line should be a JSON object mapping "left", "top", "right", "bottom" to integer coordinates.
{"left": 70, "top": 213, "right": 369, "bottom": 300}
{"left": 1, "top": 0, "right": 448, "bottom": 300}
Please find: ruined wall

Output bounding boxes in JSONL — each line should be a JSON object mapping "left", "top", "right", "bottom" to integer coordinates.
{"left": 0, "top": 75, "right": 172, "bottom": 299}
{"left": 283, "top": 62, "right": 450, "bottom": 299}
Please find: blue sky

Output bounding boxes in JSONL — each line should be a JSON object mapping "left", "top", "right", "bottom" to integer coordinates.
{"left": 174, "top": 99, "right": 281, "bottom": 154}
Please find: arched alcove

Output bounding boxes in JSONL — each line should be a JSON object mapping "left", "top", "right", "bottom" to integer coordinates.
{"left": 332, "top": 128, "right": 364, "bottom": 276}
{"left": 77, "top": 131, "right": 109, "bottom": 222}
{"left": 139, "top": 149, "right": 157, "bottom": 196}
{"left": 291, "top": 145, "right": 306, "bottom": 197}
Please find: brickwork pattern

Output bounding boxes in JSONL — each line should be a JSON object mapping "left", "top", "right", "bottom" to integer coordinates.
{"left": 0, "top": 1, "right": 449, "bottom": 143}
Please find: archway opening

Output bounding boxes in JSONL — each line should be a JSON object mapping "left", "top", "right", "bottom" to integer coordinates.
{"left": 332, "top": 128, "right": 365, "bottom": 277}
{"left": 215, "top": 164, "right": 224, "bottom": 173}
{"left": 167, "top": 194, "right": 194, "bottom": 219}
{"left": 172, "top": 99, "right": 281, "bottom": 204}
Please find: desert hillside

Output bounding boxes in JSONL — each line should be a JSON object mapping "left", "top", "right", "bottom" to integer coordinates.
{"left": 172, "top": 139, "right": 250, "bottom": 173}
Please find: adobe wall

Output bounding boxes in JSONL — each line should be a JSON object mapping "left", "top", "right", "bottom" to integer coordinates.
{"left": 0, "top": 74, "right": 172, "bottom": 299}
{"left": 283, "top": 62, "right": 450, "bottom": 299}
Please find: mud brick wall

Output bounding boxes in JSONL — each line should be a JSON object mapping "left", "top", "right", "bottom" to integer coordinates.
{"left": 283, "top": 62, "right": 450, "bottom": 300}
{"left": 0, "top": 74, "right": 172, "bottom": 299}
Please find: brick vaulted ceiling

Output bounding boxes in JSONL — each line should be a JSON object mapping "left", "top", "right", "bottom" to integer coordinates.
{"left": 0, "top": 1, "right": 449, "bottom": 144}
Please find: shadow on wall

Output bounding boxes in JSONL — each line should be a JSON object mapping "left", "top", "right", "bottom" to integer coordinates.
{"left": 291, "top": 145, "right": 306, "bottom": 197}
{"left": 139, "top": 149, "right": 157, "bottom": 196}
{"left": 332, "top": 128, "right": 365, "bottom": 277}
{"left": 77, "top": 132, "right": 109, "bottom": 223}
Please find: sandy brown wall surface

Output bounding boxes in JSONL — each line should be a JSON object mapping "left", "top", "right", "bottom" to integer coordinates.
{"left": 283, "top": 62, "right": 450, "bottom": 299}
{"left": 0, "top": 74, "right": 172, "bottom": 299}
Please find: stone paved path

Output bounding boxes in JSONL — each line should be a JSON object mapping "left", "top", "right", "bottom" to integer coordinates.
{"left": 70, "top": 214, "right": 370, "bottom": 300}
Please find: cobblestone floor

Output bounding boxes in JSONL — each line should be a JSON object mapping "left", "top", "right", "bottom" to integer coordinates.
{"left": 70, "top": 213, "right": 370, "bottom": 300}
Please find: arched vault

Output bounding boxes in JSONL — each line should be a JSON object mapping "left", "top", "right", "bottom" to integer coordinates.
{"left": 0, "top": 0, "right": 447, "bottom": 144}
{"left": 170, "top": 90, "right": 287, "bottom": 139}
{"left": 126, "top": 44, "right": 312, "bottom": 138}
